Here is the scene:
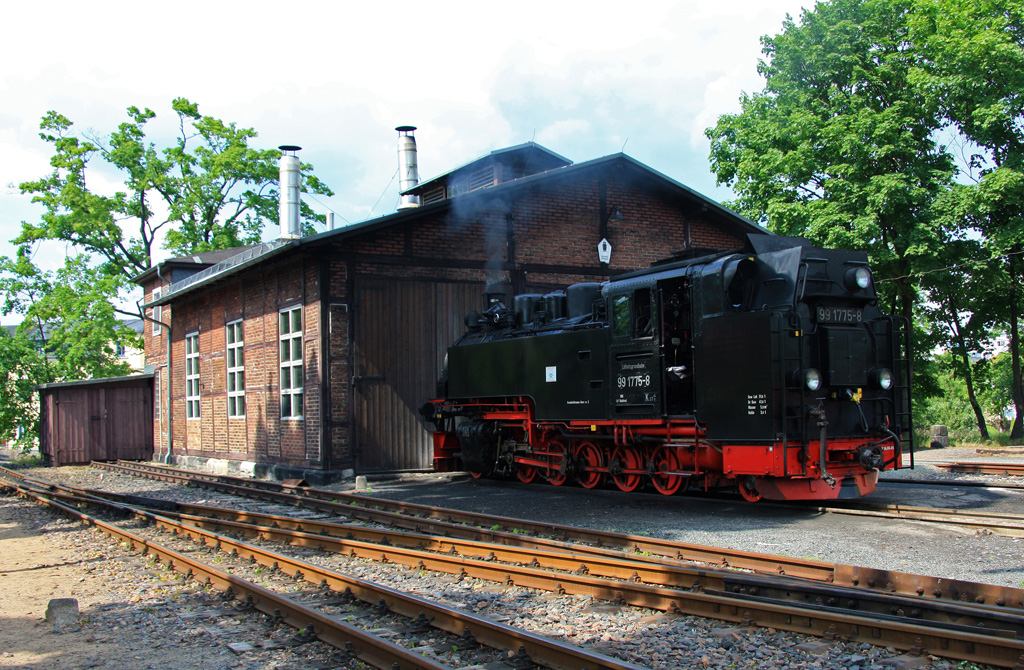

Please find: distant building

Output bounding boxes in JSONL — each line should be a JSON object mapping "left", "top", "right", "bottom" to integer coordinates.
{"left": 137, "top": 137, "right": 765, "bottom": 482}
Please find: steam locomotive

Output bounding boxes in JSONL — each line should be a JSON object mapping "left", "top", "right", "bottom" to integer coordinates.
{"left": 421, "top": 234, "right": 912, "bottom": 501}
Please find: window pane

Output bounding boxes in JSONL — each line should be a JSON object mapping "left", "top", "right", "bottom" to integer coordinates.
{"left": 281, "top": 370, "right": 290, "bottom": 391}
{"left": 281, "top": 396, "right": 290, "bottom": 417}
{"left": 291, "top": 309, "right": 301, "bottom": 332}
{"left": 280, "top": 341, "right": 290, "bottom": 362}
{"left": 237, "top": 348, "right": 243, "bottom": 366}
{"left": 279, "top": 312, "right": 289, "bottom": 336}
{"left": 292, "top": 393, "right": 303, "bottom": 417}
{"left": 236, "top": 397, "right": 245, "bottom": 416}
{"left": 227, "top": 349, "right": 235, "bottom": 368}
{"left": 291, "top": 338, "right": 302, "bottom": 360}
{"left": 237, "top": 371, "right": 244, "bottom": 389}
{"left": 292, "top": 365, "right": 303, "bottom": 388}
{"left": 227, "top": 374, "right": 235, "bottom": 393}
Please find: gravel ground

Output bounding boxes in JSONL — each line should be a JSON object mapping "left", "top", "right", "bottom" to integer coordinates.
{"left": 3, "top": 445, "right": 1023, "bottom": 670}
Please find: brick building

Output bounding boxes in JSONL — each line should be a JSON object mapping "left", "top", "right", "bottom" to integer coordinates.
{"left": 137, "top": 142, "right": 765, "bottom": 482}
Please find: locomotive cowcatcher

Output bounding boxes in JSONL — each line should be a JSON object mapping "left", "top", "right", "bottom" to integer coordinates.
{"left": 420, "top": 234, "right": 913, "bottom": 501}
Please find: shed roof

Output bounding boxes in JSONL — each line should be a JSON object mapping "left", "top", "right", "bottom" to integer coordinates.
{"left": 141, "top": 151, "right": 766, "bottom": 308}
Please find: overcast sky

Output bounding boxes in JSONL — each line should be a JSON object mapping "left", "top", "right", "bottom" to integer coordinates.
{"left": 0, "top": 0, "right": 809, "bottom": 287}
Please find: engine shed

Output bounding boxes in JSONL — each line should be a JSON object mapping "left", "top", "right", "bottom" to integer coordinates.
{"left": 136, "top": 137, "right": 767, "bottom": 482}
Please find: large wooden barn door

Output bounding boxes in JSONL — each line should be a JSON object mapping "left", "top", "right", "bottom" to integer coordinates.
{"left": 353, "top": 278, "right": 483, "bottom": 471}
{"left": 52, "top": 389, "right": 91, "bottom": 466}
{"left": 105, "top": 385, "right": 153, "bottom": 460}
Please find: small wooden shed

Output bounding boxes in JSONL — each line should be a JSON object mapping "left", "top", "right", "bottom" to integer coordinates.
{"left": 38, "top": 374, "right": 154, "bottom": 466}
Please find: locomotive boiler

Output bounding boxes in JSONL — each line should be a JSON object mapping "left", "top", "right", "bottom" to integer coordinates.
{"left": 421, "top": 234, "right": 913, "bottom": 501}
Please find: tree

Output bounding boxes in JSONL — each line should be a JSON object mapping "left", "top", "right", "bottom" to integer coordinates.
{"left": 705, "top": 0, "right": 954, "bottom": 323}
{"left": 908, "top": 0, "right": 1024, "bottom": 439}
{"left": 16, "top": 98, "right": 333, "bottom": 308}
{"left": 0, "top": 253, "right": 139, "bottom": 443}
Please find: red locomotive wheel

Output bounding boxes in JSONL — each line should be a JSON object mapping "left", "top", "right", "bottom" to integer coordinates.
{"left": 546, "top": 439, "right": 569, "bottom": 486}
{"left": 469, "top": 471, "right": 484, "bottom": 479}
{"left": 516, "top": 466, "right": 537, "bottom": 483}
{"left": 611, "top": 447, "right": 643, "bottom": 492}
{"left": 738, "top": 476, "right": 763, "bottom": 502}
{"left": 574, "top": 441, "right": 603, "bottom": 489}
{"left": 651, "top": 446, "right": 684, "bottom": 496}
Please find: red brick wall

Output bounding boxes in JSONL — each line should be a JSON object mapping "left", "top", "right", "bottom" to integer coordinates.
{"left": 144, "top": 164, "right": 748, "bottom": 474}
{"left": 148, "top": 256, "right": 322, "bottom": 469}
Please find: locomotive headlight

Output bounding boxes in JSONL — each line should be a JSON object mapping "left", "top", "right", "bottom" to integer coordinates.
{"left": 844, "top": 267, "right": 872, "bottom": 291}
{"left": 805, "top": 368, "right": 822, "bottom": 391}
{"left": 869, "top": 368, "right": 894, "bottom": 390}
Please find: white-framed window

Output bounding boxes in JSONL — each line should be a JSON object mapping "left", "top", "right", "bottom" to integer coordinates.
{"left": 226, "top": 320, "right": 245, "bottom": 418}
{"left": 279, "top": 306, "right": 303, "bottom": 419}
{"left": 152, "top": 287, "right": 162, "bottom": 335}
{"left": 185, "top": 331, "right": 200, "bottom": 419}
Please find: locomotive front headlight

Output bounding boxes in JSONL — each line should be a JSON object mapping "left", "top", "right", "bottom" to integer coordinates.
{"left": 805, "top": 368, "right": 822, "bottom": 391}
{"left": 869, "top": 368, "right": 894, "bottom": 390}
{"left": 844, "top": 267, "right": 872, "bottom": 291}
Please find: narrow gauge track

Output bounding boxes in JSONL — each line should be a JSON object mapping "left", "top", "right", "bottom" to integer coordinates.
{"left": 95, "top": 460, "right": 1024, "bottom": 612}
{"left": 7, "top": 466, "right": 1024, "bottom": 668}
{"left": 806, "top": 500, "right": 1024, "bottom": 538}
{"left": 881, "top": 478, "right": 1024, "bottom": 491}
{"left": 932, "top": 462, "right": 1024, "bottom": 477}
{"left": 0, "top": 469, "right": 647, "bottom": 670}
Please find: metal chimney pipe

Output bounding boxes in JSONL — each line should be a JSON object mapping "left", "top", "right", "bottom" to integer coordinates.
{"left": 396, "top": 126, "right": 420, "bottom": 209}
{"left": 278, "top": 145, "right": 302, "bottom": 239}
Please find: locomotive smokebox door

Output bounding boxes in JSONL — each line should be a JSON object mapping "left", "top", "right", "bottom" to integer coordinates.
{"left": 694, "top": 311, "right": 778, "bottom": 440}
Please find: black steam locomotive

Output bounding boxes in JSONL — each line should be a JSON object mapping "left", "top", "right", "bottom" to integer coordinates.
{"left": 422, "top": 234, "right": 912, "bottom": 501}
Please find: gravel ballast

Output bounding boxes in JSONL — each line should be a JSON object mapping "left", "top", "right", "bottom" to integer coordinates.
{"left": 3, "top": 446, "right": 1023, "bottom": 670}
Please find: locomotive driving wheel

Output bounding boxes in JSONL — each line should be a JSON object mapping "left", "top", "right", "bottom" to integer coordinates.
{"left": 573, "top": 441, "right": 603, "bottom": 489}
{"left": 516, "top": 465, "right": 537, "bottom": 483}
{"left": 650, "top": 446, "right": 684, "bottom": 496}
{"left": 611, "top": 446, "right": 643, "bottom": 492}
{"left": 545, "top": 438, "right": 569, "bottom": 486}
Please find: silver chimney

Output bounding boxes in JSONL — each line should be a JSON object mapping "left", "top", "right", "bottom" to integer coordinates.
{"left": 396, "top": 126, "right": 420, "bottom": 209}
{"left": 278, "top": 145, "right": 302, "bottom": 239}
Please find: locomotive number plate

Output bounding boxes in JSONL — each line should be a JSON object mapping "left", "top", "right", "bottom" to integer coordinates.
{"left": 816, "top": 306, "right": 863, "bottom": 324}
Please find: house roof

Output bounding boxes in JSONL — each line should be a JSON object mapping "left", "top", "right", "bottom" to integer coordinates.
{"left": 132, "top": 245, "right": 261, "bottom": 285}
{"left": 404, "top": 141, "right": 573, "bottom": 197}
{"left": 141, "top": 151, "right": 767, "bottom": 308}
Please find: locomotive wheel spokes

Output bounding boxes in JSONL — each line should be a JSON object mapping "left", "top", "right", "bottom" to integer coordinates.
{"left": 611, "top": 446, "right": 642, "bottom": 492}
{"left": 738, "top": 476, "right": 763, "bottom": 502}
{"left": 546, "top": 439, "right": 568, "bottom": 486}
{"left": 650, "top": 446, "right": 683, "bottom": 496}
{"left": 574, "top": 441, "right": 603, "bottom": 489}
{"left": 516, "top": 466, "right": 537, "bottom": 483}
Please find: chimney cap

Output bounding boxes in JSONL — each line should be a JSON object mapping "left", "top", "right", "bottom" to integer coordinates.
{"left": 278, "top": 145, "right": 302, "bottom": 153}
{"left": 395, "top": 125, "right": 417, "bottom": 133}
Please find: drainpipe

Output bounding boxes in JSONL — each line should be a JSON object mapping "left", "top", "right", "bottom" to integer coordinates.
{"left": 156, "top": 265, "right": 173, "bottom": 464}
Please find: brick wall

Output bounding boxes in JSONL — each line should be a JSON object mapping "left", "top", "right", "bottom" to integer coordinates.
{"left": 144, "top": 161, "right": 749, "bottom": 474}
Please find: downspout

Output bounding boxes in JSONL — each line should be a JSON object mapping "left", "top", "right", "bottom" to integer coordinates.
{"left": 156, "top": 265, "right": 173, "bottom": 464}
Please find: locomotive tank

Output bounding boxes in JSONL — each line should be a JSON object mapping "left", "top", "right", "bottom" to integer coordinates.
{"left": 422, "top": 234, "right": 912, "bottom": 501}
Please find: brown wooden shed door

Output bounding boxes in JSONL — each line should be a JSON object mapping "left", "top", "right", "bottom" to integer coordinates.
{"left": 353, "top": 278, "right": 483, "bottom": 471}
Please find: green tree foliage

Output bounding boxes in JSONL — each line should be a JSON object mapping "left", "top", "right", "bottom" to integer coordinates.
{"left": 706, "top": 0, "right": 954, "bottom": 323}
{"left": 707, "top": 0, "right": 1024, "bottom": 441}
{"left": 0, "top": 253, "right": 138, "bottom": 442}
{"left": 17, "top": 98, "right": 333, "bottom": 287}
{"left": 909, "top": 0, "right": 1024, "bottom": 438}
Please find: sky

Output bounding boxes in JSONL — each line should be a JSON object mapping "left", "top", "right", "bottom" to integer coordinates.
{"left": 0, "top": 0, "right": 811, "bottom": 305}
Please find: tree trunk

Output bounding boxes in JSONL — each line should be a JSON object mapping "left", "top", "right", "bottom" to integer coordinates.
{"left": 950, "top": 314, "right": 989, "bottom": 440}
{"left": 1010, "top": 256, "right": 1024, "bottom": 440}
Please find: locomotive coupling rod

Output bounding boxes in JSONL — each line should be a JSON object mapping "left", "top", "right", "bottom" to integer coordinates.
{"left": 810, "top": 403, "right": 837, "bottom": 488}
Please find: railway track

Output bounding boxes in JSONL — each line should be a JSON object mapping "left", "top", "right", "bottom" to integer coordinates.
{"left": 7, "top": 462, "right": 1024, "bottom": 668}
{"left": 932, "top": 462, "right": 1024, "bottom": 477}
{"left": 94, "top": 460, "right": 1024, "bottom": 610}
{"left": 1, "top": 467, "right": 647, "bottom": 670}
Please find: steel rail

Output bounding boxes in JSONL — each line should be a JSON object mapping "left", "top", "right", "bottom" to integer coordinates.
{"left": 932, "top": 462, "right": 1024, "bottom": 476}
{"left": 1, "top": 470, "right": 648, "bottom": 670}
{"left": 809, "top": 501, "right": 1024, "bottom": 537}
{"left": 94, "top": 461, "right": 1024, "bottom": 612}
{"left": 14, "top": 475, "right": 1024, "bottom": 641}
{"left": 14, "top": 473, "right": 1024, "bottom": 668}
{"left": 1, "top": 480, "right": 453, "bottom": 670}
{"left": 880, "top": 478, "right": 1024, "bottom": 491}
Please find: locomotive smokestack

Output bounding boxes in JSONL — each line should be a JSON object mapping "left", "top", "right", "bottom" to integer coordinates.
{"left": 278, "top": 145, "right": 302, "bottom": 239}
{"left": 396, "top": 126, "right": 420, "bottom": 209}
